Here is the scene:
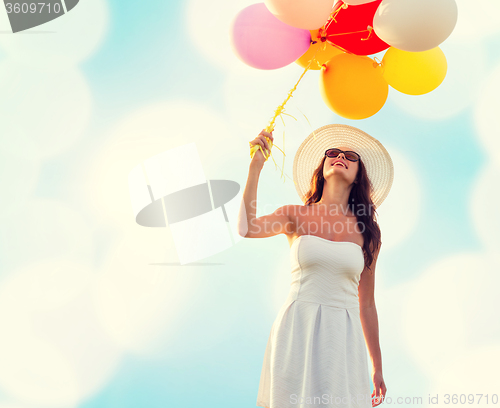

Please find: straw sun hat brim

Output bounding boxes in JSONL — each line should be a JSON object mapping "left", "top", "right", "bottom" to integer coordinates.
{"left": 292, "top": 124, "right": 394, "bottom": 209}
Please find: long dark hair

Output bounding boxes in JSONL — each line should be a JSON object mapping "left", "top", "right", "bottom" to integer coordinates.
{"left": 302, "top": 155, "right": 381, "bottom": 275}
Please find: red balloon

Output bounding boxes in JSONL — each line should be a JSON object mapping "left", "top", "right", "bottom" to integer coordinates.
{"left": 323, "top": 0, "right": 389, "bottom": 55}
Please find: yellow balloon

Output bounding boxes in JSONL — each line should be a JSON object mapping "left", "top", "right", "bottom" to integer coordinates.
{"left": 296, "top": 29, "right": 344, "bottom": 70}
{"left": 319, "top": 54, "right": 388, "bottom": 120}
{"left": 382, "top": 47, "right": 447, "bottom": 95}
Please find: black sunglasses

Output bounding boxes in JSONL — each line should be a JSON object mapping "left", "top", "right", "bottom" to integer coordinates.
{"left": 325, "top": 148, "right": 360, "bottom": 162}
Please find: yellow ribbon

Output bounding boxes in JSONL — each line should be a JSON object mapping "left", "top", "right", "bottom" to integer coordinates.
{"left": 249, "top": 43, "right": 319, "bottom": 177}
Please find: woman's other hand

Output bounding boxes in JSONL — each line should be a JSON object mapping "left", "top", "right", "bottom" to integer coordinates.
{"left": 371, "top": 370, "right": 387, "bottom": 406}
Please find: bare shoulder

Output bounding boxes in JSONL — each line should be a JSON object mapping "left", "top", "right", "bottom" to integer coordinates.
{"left": 275, "top": 204, "right": 294, "bottom": 214}
{"left": 242, "top": 203, "right": 297, "bottom": 238}
{"left": 274, "top": 204, "right": 303, "bottom": 217}
{"left": 283, "top": 204, "right": 310, "bottom": 216}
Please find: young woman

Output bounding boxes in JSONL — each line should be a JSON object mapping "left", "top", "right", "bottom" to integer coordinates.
{"left": 239, "top": 124, "right": 393, "bottom": 408}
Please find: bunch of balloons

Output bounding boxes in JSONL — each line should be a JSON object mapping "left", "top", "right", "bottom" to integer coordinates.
{"left": 231, "top": 0, "right": 457, "bottom": 120}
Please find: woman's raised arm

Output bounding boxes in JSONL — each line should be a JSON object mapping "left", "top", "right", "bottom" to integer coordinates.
{"left": 237, "top": 130, "right": 294, "bottom": 238}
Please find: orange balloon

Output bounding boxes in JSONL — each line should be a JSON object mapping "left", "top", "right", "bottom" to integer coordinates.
{"left": 319, "top": 53, "right": 389, "bottom": 119}
{"left": 296, "top": 30, "right": 344, "bottom": 70}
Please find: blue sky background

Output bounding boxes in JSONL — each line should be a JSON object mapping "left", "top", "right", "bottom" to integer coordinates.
{"left": 0, "top": 0, "right": 499, "bottom": 407}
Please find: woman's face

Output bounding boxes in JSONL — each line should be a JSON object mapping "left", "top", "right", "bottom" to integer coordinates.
{"left": 323, "top": 145, "right": 359, "bottom": 184}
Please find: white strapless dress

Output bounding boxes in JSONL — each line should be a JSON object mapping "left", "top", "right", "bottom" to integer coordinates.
{"left": 256, "top": 234, "right": 372, "bottom": 408}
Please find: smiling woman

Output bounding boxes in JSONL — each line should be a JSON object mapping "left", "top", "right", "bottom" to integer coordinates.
{"left": 239, "top": 124, "right": 394, "bottom": 408}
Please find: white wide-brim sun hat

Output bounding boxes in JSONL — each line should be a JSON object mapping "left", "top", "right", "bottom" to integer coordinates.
{"left": 293, "top": 124, "right": 395, "bottom": 209}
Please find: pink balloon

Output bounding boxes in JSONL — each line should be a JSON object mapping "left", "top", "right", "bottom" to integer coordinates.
{"left": 231, "top": 3, "right": 311, "bottom": 70}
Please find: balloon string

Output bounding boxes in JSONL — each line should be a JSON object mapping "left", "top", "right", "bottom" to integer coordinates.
{"left": 249, "top": 60, "right": 309, "bottom": 182}
{"left": 264, "top": 54, "right": 314, "bottom": 133}
{"left": 280, "top": 129, "right": 285, "bottom": 181}
{"left": 325, "top": 28, "right": 371, "bottom": 55}
{"left": 325, "top": 40, "right": 355, "bottom": 55}
{"left": 281, "top": 112, "right": 298, "bottom": 121}
{"left": 361, "top": 26, "right": 373, "bottom": 41}
{"left": 326, "top": 29, "right": 370, "bottom": 38}
{"left": 249, "top": 44, "right": 320, "bottom": 185}
{"left": 301, "top": 41, "right": 329, "bottom": 69}
{"left": 323, "top": 3, "right": 373, "bottom": 46}
{"left": 295, "top": 106, "right": 317, "bottom": 142}
{"left": 325, "top": 2, "right": 347, "bottom": 28}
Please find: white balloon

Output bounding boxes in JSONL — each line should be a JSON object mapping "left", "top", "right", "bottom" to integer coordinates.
{"left": 264, "top": 0, "right": 336, "bottom": 30}
{"left": 373, "top": 0, "right": 458, "bottom": 52}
